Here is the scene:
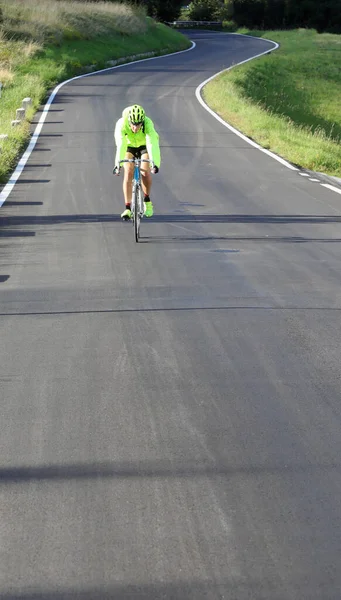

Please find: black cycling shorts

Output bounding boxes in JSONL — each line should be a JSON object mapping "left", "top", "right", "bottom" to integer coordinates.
{"left": 126, "top": 145, "right": 148, "bottom": 158}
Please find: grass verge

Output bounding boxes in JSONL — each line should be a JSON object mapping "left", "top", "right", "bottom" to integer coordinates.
{"left": 0, "top": 0, "right": 190, "bottom": 184}
{"left": 202, "top": 28, "right": 341, "bottom": 177}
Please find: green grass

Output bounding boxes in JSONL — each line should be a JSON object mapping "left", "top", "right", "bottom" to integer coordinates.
{"left": 203, "top": 28, "right": 341, "bottom": 177}
{"left": 0, "top": 0, "right": 190, "bottom": 184}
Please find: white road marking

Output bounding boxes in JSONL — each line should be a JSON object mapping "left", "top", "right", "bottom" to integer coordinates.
{"left": 321, "top": 183, "right": 341, "bottom": 195}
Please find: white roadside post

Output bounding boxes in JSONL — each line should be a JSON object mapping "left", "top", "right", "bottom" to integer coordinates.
{"left": 0, "top": 133, "right": 8, "bottom": 156}
{"left": 16, "top": 108, "right": 26, "bottom": 120}
{"left": 22, "top": 97, "right": 32, "bottom": 110}
{"left": 0, "top": 84, "right": 4, "bottom": 146}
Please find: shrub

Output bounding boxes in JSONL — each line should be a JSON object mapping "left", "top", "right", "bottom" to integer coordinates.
{"left": 188, "top": 0, "right": 219, "bottom": 20}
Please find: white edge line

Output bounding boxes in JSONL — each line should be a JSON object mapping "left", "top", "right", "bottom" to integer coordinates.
{"left": 0, "top": 41, "right": 196, "bottom": 208}
{"left": 321, "top": 184, "right": 341, "bottom": 196}
{"left": 195, "top": 35, "right": 300, "bottom": 171}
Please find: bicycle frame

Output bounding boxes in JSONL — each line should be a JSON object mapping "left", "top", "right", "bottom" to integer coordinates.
{"left": 120, "top": 158, "right": 152, "bottom": 242}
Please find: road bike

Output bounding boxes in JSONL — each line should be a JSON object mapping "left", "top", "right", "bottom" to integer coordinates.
{"left": 120, "top": 158, "right": 153, "bottom": 242}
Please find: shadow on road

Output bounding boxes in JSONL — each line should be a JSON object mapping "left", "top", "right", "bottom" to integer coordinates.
{"left": 4, "top": 201, "right": 44, "bottom": 206}
{"left": 1, "top": 213, "right": 341, "bottom": 227}
{"left": 1, "top": 458, "right": 340, "bottom": 485}
{"left": 0, "top": 230, "right": 35, "bottom": 238}
{"left": 1, "top": 213, "right": 341, "bottom": 245}
{"left": 0, "top": 579, "right": 282, "bottom": 600}
{"left": 13, "top": 179, "right": 50, "bottom": 185}
{"left": 140, "top": 235, "right": 341, "bottom": 244}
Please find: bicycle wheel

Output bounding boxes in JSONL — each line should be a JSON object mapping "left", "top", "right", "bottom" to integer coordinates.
{"left": 133, "top": 185, "right": 140, "bottom": 243}
{"left": 137, "top": 186, "right": 144, "bottom": 238}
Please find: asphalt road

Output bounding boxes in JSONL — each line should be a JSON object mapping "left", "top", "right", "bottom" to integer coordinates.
{"left": 1, "top": 31, "right": 341, "bottom": 599}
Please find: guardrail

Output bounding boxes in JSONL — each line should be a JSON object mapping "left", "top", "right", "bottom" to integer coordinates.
{"left": 167, "top": 20, "right": 223, "bottom": 29}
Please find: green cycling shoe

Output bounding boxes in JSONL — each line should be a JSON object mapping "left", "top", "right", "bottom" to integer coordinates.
{"left": 121, "top": 208, "right": 131, "bottom": 220}
{"left": 144, "top": 201, "right": 154, "bottom": 218}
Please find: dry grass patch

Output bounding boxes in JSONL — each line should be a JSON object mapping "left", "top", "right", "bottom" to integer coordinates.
{"left": 0, "top": 68, "right": 14, "bottom": 84}
{"left": 1, "top": 0, "right": 146, "bottom": 44}
{"left": 23, "top": 41, "right": 42, "bottom": 58}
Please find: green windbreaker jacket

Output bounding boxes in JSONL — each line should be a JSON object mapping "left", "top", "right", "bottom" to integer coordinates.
{"left": 114, "top": 109, "right": 161, "bottom": 168}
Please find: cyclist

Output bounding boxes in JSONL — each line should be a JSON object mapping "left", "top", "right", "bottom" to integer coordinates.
{"left": 113, "top": 104, "right": 161, "bottom": 220}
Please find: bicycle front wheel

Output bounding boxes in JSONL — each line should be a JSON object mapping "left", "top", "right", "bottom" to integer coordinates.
{"left": 133, "top": 186, "right": 140, "bottom": 242}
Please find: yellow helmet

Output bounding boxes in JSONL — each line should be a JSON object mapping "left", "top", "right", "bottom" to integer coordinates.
{"left": 128, "top": 104, "right": 145, "bottom": 125}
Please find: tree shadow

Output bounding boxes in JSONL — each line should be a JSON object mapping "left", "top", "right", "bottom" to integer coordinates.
{"left": 140, "top": 235, "right": 341, "bottom": 244}
{"left": 4, "top": 201, "right": 43, "bottom": 206}
{"left": 0, "top": 230, "right": 35, "bottom": 238}
{"left": 22, "top": 165, "right": 52, "bottom": 169}
{"left": 51, "top": 93, "right": 105, "bottom": 103}
{"left": 150, "top": 214, "right": 341, "bottom": 224}
{"left": 0, "top": 578, "right": 297, "bottom": 600}
{"left": 1, "top": 213, "right": 341, "bottom": 246}
{"left": 14, "top": 179, "right": 50, "bottom": 184}
{"left": 1, "top": 213, "right": 341, "bottom": 227}
{"left": 50, "top": 96, "right": 75, "bottom": 104}
{"left": 1, "top": 458, "right": 340, "bottom": 485}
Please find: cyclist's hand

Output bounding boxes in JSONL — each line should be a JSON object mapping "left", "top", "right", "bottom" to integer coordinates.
{"left": 152, "top": 165, "right": 159, "bottom": 174}
{"left": 113, "top": 166, "right": 120, "bottom": 176}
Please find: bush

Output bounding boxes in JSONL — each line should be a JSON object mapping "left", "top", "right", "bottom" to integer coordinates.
{"left": 232, "top": 0, "right": 341, "bottom": 32}
{"left": 215, "top": 2, "right": 233, "bottom": 20}
{"left": 188, "top": 0, "right": 223, "bottom": 21}
{"left": 141, "top": 0, "right": 183, "bottom": 22}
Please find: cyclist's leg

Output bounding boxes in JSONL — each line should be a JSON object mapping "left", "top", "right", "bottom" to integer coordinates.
{"left": 121, "top": 150, "right": 135, "bottom": 219}
{"left": 123, "top": 150, "right": 135, "bottom": 206}
{"left": 140, "top": 151, "right": 152, "bottom": 197}
{"left": 140, "top": 151, "right": 153, "bottom": 217}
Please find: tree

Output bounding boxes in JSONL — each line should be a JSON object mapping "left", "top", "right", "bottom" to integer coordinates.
{"left": 139, "top": 0, "right": 183, "bottom": 22}
{"left": 188, "top": 0, "right": 226, "bottom": 20}
{"left": 231, "top": 0, "right": 341, "bottom": 31}
{"left": 231, "top": 0, "right": 265, "bottom": 27}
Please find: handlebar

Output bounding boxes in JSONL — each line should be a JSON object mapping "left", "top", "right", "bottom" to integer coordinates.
{"left": 114, "top": 158, "right": 158, "bottom": 175}
{"left": 119, "top": 158, "right": 154, "bottom": 167}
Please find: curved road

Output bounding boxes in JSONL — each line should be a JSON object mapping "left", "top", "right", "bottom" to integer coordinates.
{"left": 1, "top": 32, "right": 341, "bottom": 599}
